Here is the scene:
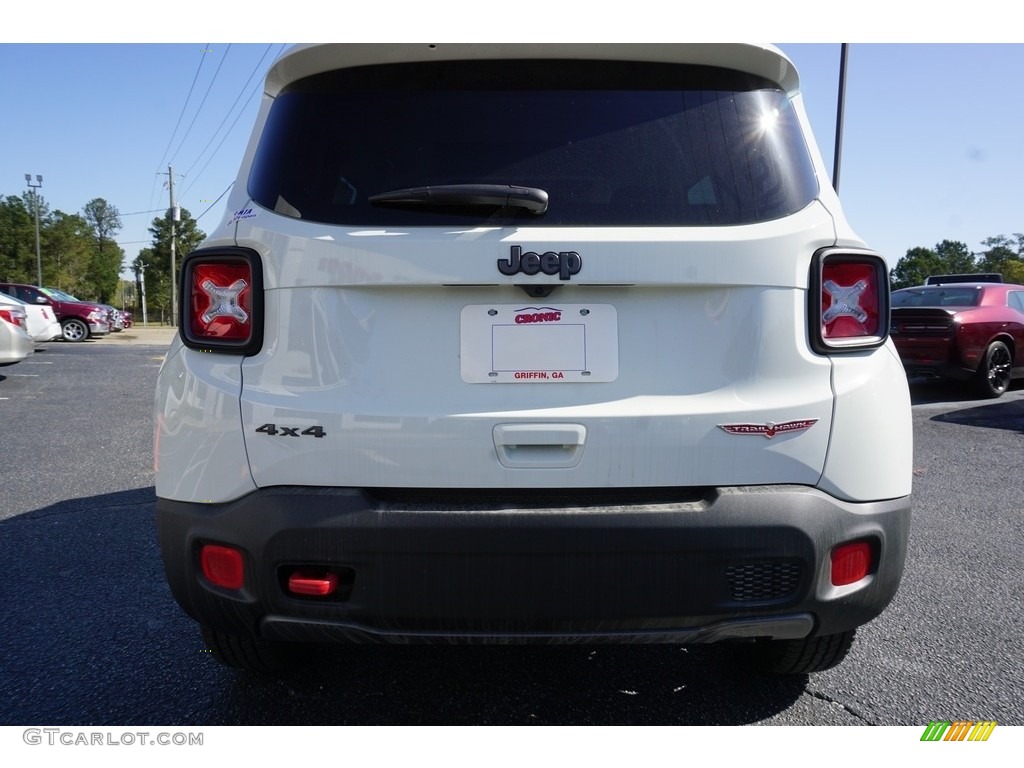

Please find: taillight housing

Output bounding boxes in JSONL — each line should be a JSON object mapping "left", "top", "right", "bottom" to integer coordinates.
{"left": 179, "top": 247, "right": 263, "bottom": 355}
{"left": 0, "top": 307, "right": 28, "bottom": 332}
{"left": 809, "top": 248, "right": 890, "bottom": 354}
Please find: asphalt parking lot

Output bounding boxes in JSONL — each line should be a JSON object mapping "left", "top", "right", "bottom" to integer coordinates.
{"left": 1, "top": 339, "right": 1022, "bottom": 727}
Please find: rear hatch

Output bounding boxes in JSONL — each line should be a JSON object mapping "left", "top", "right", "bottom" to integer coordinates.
{"left": 225, "top": 49, "right": 843, "bottom": 490}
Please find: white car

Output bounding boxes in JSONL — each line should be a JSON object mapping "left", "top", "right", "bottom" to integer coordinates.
{"left": 0, "top": 292, "right": 62, "bottom": 343}
{"left": 155, "top": 44, "right": 913, "bottom": 674}
{"left": 0, "top": 304, "right": 33, "bottom": 366}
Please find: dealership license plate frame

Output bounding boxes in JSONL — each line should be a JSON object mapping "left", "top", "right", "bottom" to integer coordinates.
{"left": 460, "top": 304, "right": 618, "bottom": 383}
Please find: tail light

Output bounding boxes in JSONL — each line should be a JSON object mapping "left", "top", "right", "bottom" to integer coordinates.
{"left": 0, "top": 307, "right": 28, "bottom": 332}
{"left": 809, "top": 249, "right": 890, "bottom": 354}
{"left": 179, "top": 247, "right": 263, "bottom": 355}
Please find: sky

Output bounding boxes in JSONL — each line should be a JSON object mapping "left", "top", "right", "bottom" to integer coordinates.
{"left": 2, "top": 4, "right": 1023, "bottom": 283}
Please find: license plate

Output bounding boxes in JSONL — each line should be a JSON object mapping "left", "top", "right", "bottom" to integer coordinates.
{"left": 460, "top": 304, "right": 618, "bottom": 383}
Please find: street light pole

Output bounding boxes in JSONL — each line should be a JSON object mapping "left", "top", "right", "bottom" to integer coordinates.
{"left": 25, "top": 174, "right": 43, "bottom": 287}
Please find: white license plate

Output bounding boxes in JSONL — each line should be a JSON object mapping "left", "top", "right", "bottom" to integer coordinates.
{"left": 460, "top": 304, "right": 618, "bottom": 383}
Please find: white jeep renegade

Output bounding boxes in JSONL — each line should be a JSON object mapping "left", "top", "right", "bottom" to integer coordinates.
{"left": 155, "top": 43, "right": 912, "bottom": 674}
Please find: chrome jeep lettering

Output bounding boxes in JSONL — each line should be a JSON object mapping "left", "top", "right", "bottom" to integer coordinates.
{"left": 498, "top": 246, "right": 582, "bottom": 280}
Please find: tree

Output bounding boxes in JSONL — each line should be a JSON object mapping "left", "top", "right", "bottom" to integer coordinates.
{"left": 0, "top": 194, "right": 39, "bottom": 283}
{"left": 933, "top": 240, "right": 976, "bottom": 274}
{"left": 42, "top": 211, "right": 93, "bottom": 294}
{"left": 889, "top": 240, "right": 978, "bottom": 290}
{"left": 82, "top": 198, "right": 121, "bottom": 255}
{"left": 889, "top": 247, "right": 943, "bottom": 290}
{"left": 136, "top": 208, "right": 205, "bottom": 319}
{"left": 81, "top": 198, "right": 124, "bottom": 303}
{"left": 976, "top": 234, "right": 1024, "bottom": 279}
{"left": 1004, "top": 260, "right": 1024, "bottom": 284}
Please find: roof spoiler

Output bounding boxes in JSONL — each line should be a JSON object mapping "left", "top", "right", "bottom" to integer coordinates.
{"left": 924, "top": 273, "right": 1003, "bottom": 285}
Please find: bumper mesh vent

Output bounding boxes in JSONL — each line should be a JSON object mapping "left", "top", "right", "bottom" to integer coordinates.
{"left": 725, "top": 561, "right": 803, "bottom": 602}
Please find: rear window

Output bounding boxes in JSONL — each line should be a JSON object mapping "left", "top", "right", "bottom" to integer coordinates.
{"left": 891, "top": 287, "right": 982, "bottom": 307}
{"left": 248, "top": 59, "right": 819, "bottom": 227}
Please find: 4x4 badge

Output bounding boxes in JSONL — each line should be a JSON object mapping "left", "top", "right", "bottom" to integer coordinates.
{"left": 718, "top": 419, "right": 818, "bottom": 438}
{"left": 498, "top": 246, "right": 582, "bottom": 280}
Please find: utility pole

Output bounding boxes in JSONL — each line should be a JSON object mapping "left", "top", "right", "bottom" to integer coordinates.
{"left": 141, "top": 267, "right": 148, "bottom": 327}
{"left": 162, "top": 166, "right": 181, "bottom": 326}
{"left": 25, "top": 174, "right": 43, "bottom": 287}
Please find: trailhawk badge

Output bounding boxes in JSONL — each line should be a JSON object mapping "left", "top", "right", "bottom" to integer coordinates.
{"left": 718, "top": 419, "right": 818, "bottom": 438}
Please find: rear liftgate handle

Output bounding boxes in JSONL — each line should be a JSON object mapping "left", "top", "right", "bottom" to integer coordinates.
{"left": 492, "top": 424, "right": 587, "bottom": 469}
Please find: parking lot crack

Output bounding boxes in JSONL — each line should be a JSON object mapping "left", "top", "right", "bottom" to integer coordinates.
{"left": 804, "top": 688, "right": 874, "bottom": 724}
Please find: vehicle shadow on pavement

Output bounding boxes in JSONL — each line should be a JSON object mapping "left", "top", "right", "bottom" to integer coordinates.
{"left": 0, "top": 487, "right": 810, "bottom": 726}
{"left": 930, "top": 396, "right": 1024, "bottom": 433}
{"left": 218, "top": 644, "right": 811, "bottom": 725}
{"left": 909, "top": 378, "right": 1024, "bottom": 407}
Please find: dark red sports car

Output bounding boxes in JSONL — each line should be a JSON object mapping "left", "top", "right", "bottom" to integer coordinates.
{"left": 891, "top": 279, "right": 1024, "bottom": 397}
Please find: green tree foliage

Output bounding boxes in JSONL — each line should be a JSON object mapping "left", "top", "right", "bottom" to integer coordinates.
{"left": 976, "top": 235, "right": 1015, "bottom": 273}
{"left": 933, "top": 240, "right": 977, "bottom": 273}
{"left": 891, "top": 235, "right": 1024, "bottom": 290}
{"left": 1, "top": 193, "right": 126, "bottom": 301}
{"left": 890, "top": 240, "right": 978, "bottom": 290}
{"left": 43, "top": 211, "right": 94, "bottom": 294}
{"left": 0, "top": 195, "right": 39, "bottom": 283}
{"left": 133, "top": 208, "right": 205, "bottom": 319}
{"left": 976, "top": 234, "right": 1024, "bottom": 280}
{"left": 81, "top": 198, "right": 124, "bottom": 303}
{"left": 889, "top": 247, "right": 945, "bottom": 290}
{"left": 1005, "top": 261, "right": 1024, "bottom": 284}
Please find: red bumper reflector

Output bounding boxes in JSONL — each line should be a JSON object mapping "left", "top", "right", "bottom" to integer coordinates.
{"left": 288, "top": 571, "right": 339, "bottom": 597}
{"left": 200, "top": 544, "right": 245, "bottom": 590}
{"left": 831, "top": 541, "right": 873, "bottom": 586}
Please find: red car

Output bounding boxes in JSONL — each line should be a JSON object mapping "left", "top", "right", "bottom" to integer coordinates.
{"left": 0, "top": 283, "right": 111, "bottom": 342}
{"left": 891, "top": 279, "right": 1024, "bottom": 397}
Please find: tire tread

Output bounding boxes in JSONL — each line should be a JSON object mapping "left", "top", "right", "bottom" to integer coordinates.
{"left": 748, "top": 629, "right": 856, "bottom": 675}
{"left": 200, "top": 625, "right": 299, "bottom": 673}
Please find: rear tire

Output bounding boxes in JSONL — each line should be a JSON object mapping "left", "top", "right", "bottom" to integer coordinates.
{"left": 200, "top": 625, "right": 301, "bottom": 673}
{"left": 744, "top": 629, "right": 857, "bottom": 675}
{"left": 972, "top": 340, "right": 1012, "bottom": 398}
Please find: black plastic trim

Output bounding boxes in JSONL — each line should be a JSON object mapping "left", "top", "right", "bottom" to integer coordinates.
{"left": 157, "top": 485, "right": 911, "bottom": 644}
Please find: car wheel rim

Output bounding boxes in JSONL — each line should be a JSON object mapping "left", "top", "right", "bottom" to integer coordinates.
{"left": 64, "top": 322, "right": 85, "bottom": 341}
{"left": 989, "top": 347, "right": 1011, "bottom": 392}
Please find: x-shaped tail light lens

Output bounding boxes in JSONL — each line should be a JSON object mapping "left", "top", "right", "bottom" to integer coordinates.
{"left": 811, "top": 250, "right": 889, "bottom": 353}
{"left": 199, "top": 278, "right": 250, "bottom": 325}
{"left": 180, "top": 248, "right": 263, "bottom": 354}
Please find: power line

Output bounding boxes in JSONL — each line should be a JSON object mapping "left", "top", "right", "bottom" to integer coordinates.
{"left": 196, "top": 182, "right": 234, "bottom": 222}
{"left": 181, "top": 44, "right": 275, "bottom": 183}
{"left": 180, "top": 44, "right": 283, "bottom": 199}
{"left": 119, "top": 208, "right": 166, "bottom": 217}
{"left": 148, "top": 44, "right": 210, "bottom": 210}
{"left": 168, "top": 44, "right": 233, "bottom": 168}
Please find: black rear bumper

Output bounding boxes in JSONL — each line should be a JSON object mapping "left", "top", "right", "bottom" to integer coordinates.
{"left": 157, "top": 485, "right": 910, "bottom": 644}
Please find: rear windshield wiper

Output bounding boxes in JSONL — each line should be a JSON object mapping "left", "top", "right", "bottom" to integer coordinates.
{"left": 369, "top": 184, "right": 548, "bottom": 215}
